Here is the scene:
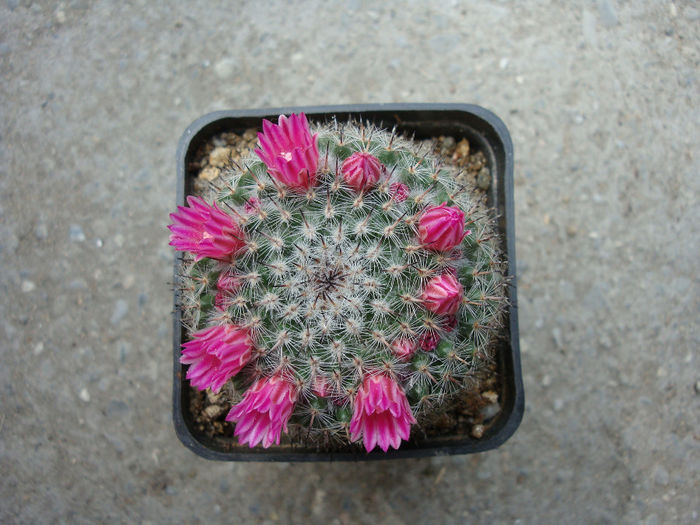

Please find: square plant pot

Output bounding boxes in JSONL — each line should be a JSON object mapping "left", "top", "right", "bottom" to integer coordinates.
{"left": 172, "top": 103, "right": 523, "bottom": 461}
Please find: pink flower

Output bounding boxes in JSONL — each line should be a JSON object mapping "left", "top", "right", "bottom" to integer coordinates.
{"left": 341, "top": 152, "right": 383, "bottom": 191}
{"left": 418, "top": 331, "right": 439, "bottom": 352}
{"left": 254, "top": 113, "right": 319, "bottom": 191}
{"left": 180, "top": 325, "right": 254, "bottom": 393}
{"left": 421, "top": 272, "right": 463, "bottom": 316}
{"left": 390, "top": 182, "right": 409, "bottom": 202}
{"left": 391, "top": 339, "right": 416, "bottom": 362}
{"left": 226, "top": 375, "right": 299, "bottom": 448}
{"left": 214, "top": 272, "right": 241, "bottom": 311}
{"left": 350, "top": 374, "right": 416, "bottom": 452}
{"left": 168, "top": 195, "right": 245, "bottom": 261}
{"left": 417, "top": 202, "right": 467, "bottom": 251}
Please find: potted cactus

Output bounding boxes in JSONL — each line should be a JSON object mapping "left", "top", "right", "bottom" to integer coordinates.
{"left": 170, "top": 104, "right": 523, "bottom": 460}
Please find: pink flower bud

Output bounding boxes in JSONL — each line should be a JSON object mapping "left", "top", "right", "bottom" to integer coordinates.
{"left": 226, "top": 374, "right": 298, "bottom": 448}
{"left": 421, "top": 272, "right": 463, "bottom": 316}
{"left": 312, "top": 374, "right": 329, "bottom": 398}
{"left": 391, "top": 339, "right": 416, "bottom": 362}
{"left": 243, "top": 197, "right": 261, "bottom": 215}
{"left": 418, "top": 331, "right": 439, "bottom": 352}
{"left": 168, "top": 196, "right": 245, "bottom": 262}
{"left": 180, "top": 324, "right": 254, "bottom": 393}
{"left": 390, "top": 182, "right": 409, "bottom": 202}
{"left": 341, "top": 152, "right": 383, "bottom": 191}
{"left": 417, "top": 202, "right": 467, "bottom": 251}
{"left": 254, "top": 113, "right": 319, "bottom": 191}
{"left": 350, "top": 374, "right": 416, "bottom": 452}
{"left": 214, "top": 272, "right": 241, "bottom": 311}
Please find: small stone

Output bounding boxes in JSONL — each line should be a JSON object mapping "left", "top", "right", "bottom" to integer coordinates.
{"left": 656, "top": 367, "right": 667, "bottom": 378}
{"left": 95, "top": 238, "right": 103, "bottom": 248}
{"left": 34, "top": 342, "right": 44, "bottom": 355}
{"left": 111, "top": 299, "right": 128, "bottom": 325}
{"left": 206, "top": 390, "right": 222, "bottom": 404}
{"left": 553, "top": 398, "right": 564, "bottom": 411}
{"left": 471, "top": 424, "right": 484, "bottom": 439}
{"left": 114, "top": 234, "right": 124, "bottom": 248}
{"left": 21, "top": 280, "right": 36, "bottom": 293}
{"left": 442, "top": 136, "right": 455, "bottom": 149}
{"left": 69, "top": 225, "right": 86, "bottom": 242}
{"left": 499, "top": 57, "right": 509, "bottom": 69}
{"left": 482, "top": 390, "right": 498, "bottom": 404}
{"left": 55, "top": 10, "right": 66, "bottom": 24}
{"left": 566, "top": 225, "right": 578, "bottom": 237}
{"left": 480, "top": 402, "right": 500, "bottom": 420}
{"left": 199, "top": 166, "right": 220, "bottom": 181}
{"left": 694, "top": 380, "right": 700, "bottom": 394}
{"left": 214, "top": 58, "right": 237, "bottom": 79}
{"left": 452, "top": 138, "right": 470, "bottom": 160}
{"left": 541, "top": 374, "right": 552, "bottom": 388}
{"left": 209, "top": 147, "right": 232, "bottom": 168}
{"left": 477, "top": 167, "right": 491, "bottom": 190}
{"left": 242, "top": 128, "right": 258, "bottom": 142}
{"left": 515, "top": 75, "right": 524, "bottom": 84}
{"left": 79, "top": 388, "right": 91, "bottom": 402}
{"left": 204, "top": 405, "right": 225, "bottom": 419}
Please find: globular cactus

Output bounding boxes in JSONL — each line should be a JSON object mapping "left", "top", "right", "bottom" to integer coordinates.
{"left": 169, "top": 113, "right": 505, "bottom": 452}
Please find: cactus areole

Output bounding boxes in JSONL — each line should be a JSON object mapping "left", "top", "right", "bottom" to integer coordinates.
{"left": 170, "top": 113, "right": 506, "bottom": 453}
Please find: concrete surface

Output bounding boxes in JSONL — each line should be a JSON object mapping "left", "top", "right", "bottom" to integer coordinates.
{"left": 1, "top": 1, "right": 698, "bottom": 523}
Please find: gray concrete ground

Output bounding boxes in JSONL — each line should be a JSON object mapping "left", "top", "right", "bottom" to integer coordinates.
{"left": 1, "top": 1, "right": 698, "bottom": 523}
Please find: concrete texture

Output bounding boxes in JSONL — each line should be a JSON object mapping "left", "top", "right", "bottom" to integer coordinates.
{"left": 1, "top": 1, "right": 698, "bottom": 523}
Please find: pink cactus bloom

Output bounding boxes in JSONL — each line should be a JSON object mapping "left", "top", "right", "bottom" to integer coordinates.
{"left": 421, "top": 272, "right": 464, "bottom": 316}
{"left": 254, "top": 113, "right": 319, "bottom": 191}
{"left": 417, "top": 202, "right": 467, "bottom": 251}
{"left": 341, "top": 152, "right": 384, "bottom": 191}
{"left": 168, "top": 195, "right": 245, "bottom": 262}
{"left": 391, "top": 339, "right": 416, "bottom": 362}
{"left": 390, "top": 182, "right": 409, "bottom": 202}
{"left": 350, "top": 374, "right": 416, "bottom": 452}
{"left": 180, "top": 325, "right": 254, "bottom": 393}
{"left": 214, "top": 272, "right": 241, "bottom": 311}
{"left": 419, "top": 331, "right": 440, "bottom": 352}
{"left": 226, "top": 375, "right": 299, "bottom": 448}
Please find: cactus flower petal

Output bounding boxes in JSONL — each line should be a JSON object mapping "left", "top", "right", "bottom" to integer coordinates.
{"left": 226, "top": 375, "right": 299, "bottom": 448}
{"left": 417, "top": 202, "right": 467, "bottom": 251}
{"left": 254, "top": 113, "right": 319, "bottom": 191}
{"left": 341, "top": 152, "right": 384, "bottom": 191}
{"left": 421, "top": 272, "right": 463, "bottom": 316}
{"left": 350, "top": 374, "right": 416, "bottom": 452}
{"left": 180, "top": 324, "right": 254, "bottom": 393}
{"left": 168, "top": 195, "right": 245, "bottom": 261}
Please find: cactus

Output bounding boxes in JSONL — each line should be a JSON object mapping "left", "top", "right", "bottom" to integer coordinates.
{"left": 169, "top": 113, "right": 505, "bottom": 452}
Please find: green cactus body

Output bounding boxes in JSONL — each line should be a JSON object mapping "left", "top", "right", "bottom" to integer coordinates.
{"left": 176, "top": 118, "right": 505, "bottom": 447}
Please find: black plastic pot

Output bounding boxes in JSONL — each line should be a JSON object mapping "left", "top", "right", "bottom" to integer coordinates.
{"left": 173, "top": 103, "right": 523, "bottom": 461}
